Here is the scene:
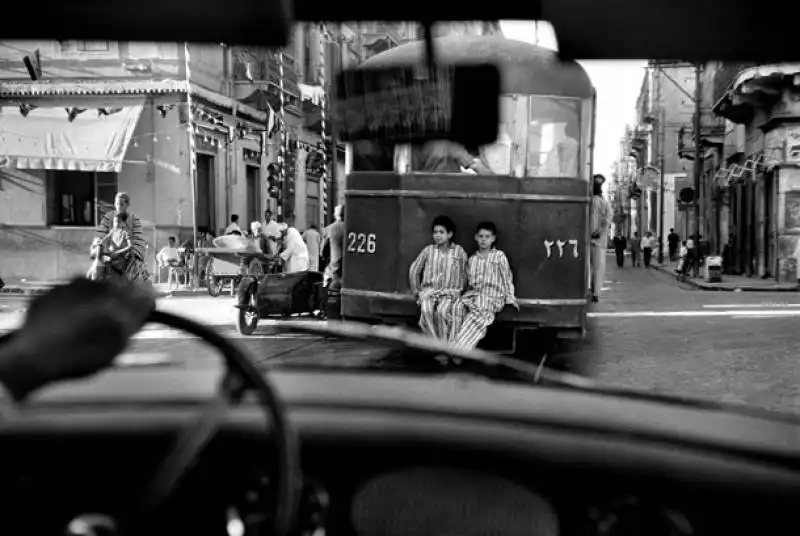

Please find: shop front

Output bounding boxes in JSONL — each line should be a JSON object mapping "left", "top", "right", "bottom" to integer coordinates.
{"left": 0, "top": 80, "right": 190, "bottom": 281}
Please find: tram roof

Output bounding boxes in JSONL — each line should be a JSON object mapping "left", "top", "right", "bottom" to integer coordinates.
{"left": 359, "top": 35, "right": 594, "bottom": 99}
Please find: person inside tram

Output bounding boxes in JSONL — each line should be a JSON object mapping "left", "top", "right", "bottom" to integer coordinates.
{"left": 542, "top": 121, "right": 579, "bottom": 177}
{"left": 411, "top": 140, "right": 492, "bottom": 174}
{"left": 351, "top": 140, "right": 395, "bottom": 171}
{"left": 478, "top": 121, "right": 514, "bottom": 176}
{"left": 408, "top": 215, "right": 468, "bottom": 341}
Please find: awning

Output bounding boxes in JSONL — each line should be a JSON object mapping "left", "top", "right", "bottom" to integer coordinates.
{"left": 0, "top": 103, "right": 143, "bottom": 172}
{"left": 731, "top": 63, "right": 800, "bottom": 92}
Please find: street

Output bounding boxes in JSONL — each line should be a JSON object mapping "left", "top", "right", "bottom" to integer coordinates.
{"left": 2, "top": 260, "right": 799, "bottom": 416}
{"left": 560, "top": 258, "right": 800, "bottom": 414}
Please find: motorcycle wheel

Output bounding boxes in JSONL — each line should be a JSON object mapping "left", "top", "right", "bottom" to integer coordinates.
{"left": 237, "top": 287, "right": 259, "bottom": 336}
{"left": 206, "top": 264, "right": 221, "bottom": 297}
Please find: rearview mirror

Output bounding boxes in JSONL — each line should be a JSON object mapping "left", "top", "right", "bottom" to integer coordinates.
{"left": 332, "top": 64, "right": 500, "bottom": 148}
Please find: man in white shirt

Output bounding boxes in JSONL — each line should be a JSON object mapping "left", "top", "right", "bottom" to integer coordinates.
{"left": 278, "top": 219, "right": 310, "bottom": 273}
{"left": 262, "top": 209, "right": 281, "bottom": 238}
{"left": 224, "top": 214, "right": 243, "bottom": 236}
{"left": 262, "top": 209, "right": 282, "bottom": 256}
{"left": 589, "top": 174, "right": 612, "bottom": 302}
{"left": 302, "top": 224, "right": 322, "bottom": 272}
{"left": 156, "top": 237, "right": 180, "bottom": 268}
{"left": 641, "top": 231, "right": 656, "bottom": 268}
{"left": 322, "top": 205, "right": 346, "bottom": 289}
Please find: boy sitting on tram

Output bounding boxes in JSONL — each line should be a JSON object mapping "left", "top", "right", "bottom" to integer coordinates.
{"left": 408, "top": 215, "right": 468, "bottom": 340}
{"left": 450, "top": 221, "right": 519, "bottom": 350}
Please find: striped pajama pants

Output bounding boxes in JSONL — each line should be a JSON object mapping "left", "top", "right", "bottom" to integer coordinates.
{"left": 419, "top": 294, "right": 459, "bottom": 340}
{"left": 449, "top": 298, "right": 502, "bottom": 350}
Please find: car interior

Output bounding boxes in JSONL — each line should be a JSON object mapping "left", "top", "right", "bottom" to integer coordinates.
{"left": 1, "top": 1, "right": 799, "bottom": 535}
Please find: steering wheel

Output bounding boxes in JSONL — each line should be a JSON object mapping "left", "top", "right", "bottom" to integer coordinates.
{"left": 0, "top": 310, "right": 301, "bottom": 536}
{"left": 131, "top": 310, "right": 302, "bottom": 536}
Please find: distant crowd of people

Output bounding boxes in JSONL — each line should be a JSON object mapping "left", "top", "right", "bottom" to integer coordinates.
{"left": 196, "top": 206, "right": 346, "bottom": 290}
{"left": 88, "top": 190, "right": 346, "bottom": 298}
{"left": 610, "top": 230, "right": 661, "bottom": 269}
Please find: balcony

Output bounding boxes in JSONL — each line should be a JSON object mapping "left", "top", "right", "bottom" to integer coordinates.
{"left": 677, "top": 123, "right": 728, "bottom": 160}
{"left": 233, "top": 47, "right": 301, "bottom": 110}
{"left": 713, "top": 63, "right": 800, "bottom": 124}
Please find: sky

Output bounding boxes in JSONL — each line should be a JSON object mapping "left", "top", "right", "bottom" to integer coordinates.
{"left": 499, "top": 20, "right": 646, "bottom": 178}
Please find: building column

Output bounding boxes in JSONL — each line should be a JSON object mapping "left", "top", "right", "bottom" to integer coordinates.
{"left": 295, "top": 24, "right": 307, "bottom": 84}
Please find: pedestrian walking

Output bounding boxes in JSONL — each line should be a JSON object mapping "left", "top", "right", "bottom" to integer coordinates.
{"left": 613, "top": 233, "right": 627, "bottom": 268}
{"left": 322, "top": 205, "right": 346, "bottom": 290}
{"left": 589, "top": 174, "right": 612, "bottom": 302}
{"left": 642, "top": 231, "right": 655, "bottom": 268}
{"left": 667, "top": 228, "right": 680, "bottom": 261}
{"left": 630, "top": 232, "right": 641, "bottom": 267}
{"left": 303, "top": 224, "right": 322, "bottom": 272}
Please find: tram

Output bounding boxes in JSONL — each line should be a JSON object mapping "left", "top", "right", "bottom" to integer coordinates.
{"left": 339, "top": 35, "right": 596, "bottom": 353}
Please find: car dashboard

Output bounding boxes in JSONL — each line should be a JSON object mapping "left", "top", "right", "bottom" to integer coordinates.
{"left": 0, "top": 367, "right": 798, "bottom": 536}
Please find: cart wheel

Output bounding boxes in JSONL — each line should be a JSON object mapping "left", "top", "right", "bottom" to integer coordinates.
{"left": 248, "top": 259, "right": 265, "bottom": 277}
{"left": 206, "top": 263, "right": 221, "bottom": 297}
{"left": 236, "top": 288, "right": 259, "bottom": 336}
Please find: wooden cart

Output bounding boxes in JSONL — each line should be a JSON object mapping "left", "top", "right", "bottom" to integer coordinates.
{"left": 198, "top": 238, "right": 278, "bottom": 297}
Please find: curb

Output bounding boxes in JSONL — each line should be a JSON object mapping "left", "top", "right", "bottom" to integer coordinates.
{"left": 0, "top": 285, "right": 62, "bottom": 297}
{"left": 0, "top": 284, "right": 214, "bottom": 299}
{"left": 651, "top": 264, "right": 800, "bottom": 292}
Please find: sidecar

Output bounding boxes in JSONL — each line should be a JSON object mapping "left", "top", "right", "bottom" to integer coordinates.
{"left": 234, "top": 270, "right": 326, "bottom": 335}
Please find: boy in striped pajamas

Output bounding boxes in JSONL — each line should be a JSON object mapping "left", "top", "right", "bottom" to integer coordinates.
{"left": 450, "top": 221, "right": 519, "bottom": 350}
{"left": 408, "top": 215, "right": 468, "bottom": 340}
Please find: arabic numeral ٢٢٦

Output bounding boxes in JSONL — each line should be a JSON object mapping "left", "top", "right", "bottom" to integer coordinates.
{"left": 543, "top": 238, "right": 580, "bottom": 259}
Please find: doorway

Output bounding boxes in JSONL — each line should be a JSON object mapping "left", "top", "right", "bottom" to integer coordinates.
{"left": 196, "top": 154, "right": 216, "bottom": 234}
{"left": 246, "top": 165, "right": 261, "bottom": 226}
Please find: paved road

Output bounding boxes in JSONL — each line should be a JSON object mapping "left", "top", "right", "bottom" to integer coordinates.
{"left": 2, "top": 262, "right": 800, "bottom": 415}
{"left": 558, "top": 259, "right": 800, "bottom": 414}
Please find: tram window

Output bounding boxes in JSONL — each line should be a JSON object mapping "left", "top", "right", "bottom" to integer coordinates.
{"left": 351, "top": 140, "right": 395, "bottom": 172}
{"left": 407, "top": 140, "right": 492, "bottom": 174}
{"left": 396, "top": 95, "right": 589, "bottom": 179}
{"left": 403, "top": 96, "right": 521, "bottom": 176}
{"left": 525, "top": 96, "right": 582, "bottom": 179}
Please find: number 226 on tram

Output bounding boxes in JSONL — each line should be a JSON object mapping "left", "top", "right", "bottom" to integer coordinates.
{"left": 339, "top": 35, "right": 597, "bottom": 351}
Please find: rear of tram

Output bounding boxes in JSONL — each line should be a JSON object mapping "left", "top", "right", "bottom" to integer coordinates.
{"left": 340, "top": 44, "right": 597, "bottom": 348}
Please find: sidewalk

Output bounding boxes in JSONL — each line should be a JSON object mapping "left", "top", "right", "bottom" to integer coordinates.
{"left": 650, "top": 260, "right": 800, "bottom": 292}
{"left": 0, "top": 292, "right": 251, "bottom": 332}
{"left": 0, "top": 278, "right": 70, "bottom": 297}
{"left": 1, "top": 278, "right": 211, "bottom": 298}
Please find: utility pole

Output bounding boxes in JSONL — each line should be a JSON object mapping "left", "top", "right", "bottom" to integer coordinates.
{"left": 656, "top": 68, "right": 666, "bottom": 264}
{"left": 692, "top": 63, "right": 703, "bottom": 243}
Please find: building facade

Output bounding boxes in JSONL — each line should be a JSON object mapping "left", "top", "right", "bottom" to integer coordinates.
{"left": 0, "top": 40, "right": 276, "bottom": 281}
{"left": 0, "top": 23, "right": 499, "bottom": 281}
{"left": 632, "top": 62, "right": 698, "bottom": 247}
{"left": 714, "top": 63, "right": 800, "bottom": 282}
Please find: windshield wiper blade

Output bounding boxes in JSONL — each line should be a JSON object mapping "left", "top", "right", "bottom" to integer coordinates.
{"left": 278, "top": 320, "right": 596, "bottom": 389}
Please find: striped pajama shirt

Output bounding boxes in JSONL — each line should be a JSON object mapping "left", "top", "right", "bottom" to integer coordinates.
{"left": 96, "top": 210, "right": 151, "bottom": 282}
{"left": 409, "top": 243, "right": 468, "bottom": 340}
{"left": 450, "top": 248, "right": 518, "bottom": 350}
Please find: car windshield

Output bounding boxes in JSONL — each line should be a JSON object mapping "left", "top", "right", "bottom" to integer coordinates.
{"left": 1, "top": 21, "right": 797, "bottom": 417}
